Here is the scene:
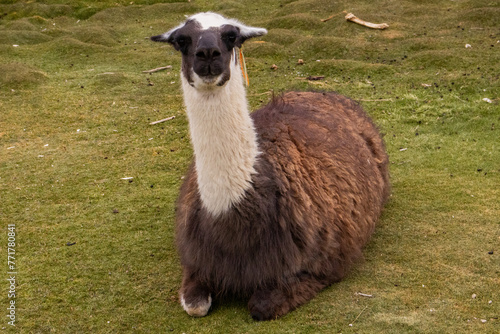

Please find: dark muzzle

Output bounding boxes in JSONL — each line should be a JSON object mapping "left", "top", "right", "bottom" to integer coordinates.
{"left": 193, "top": 31, "right": 224, "bottom": 77}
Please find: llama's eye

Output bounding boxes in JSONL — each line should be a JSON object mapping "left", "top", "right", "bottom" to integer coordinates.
{"left": 223, "top": 33, "right": 237, "bottom": 44}
{"left": 176, "top": 36, "right": 189, "bottom": 47}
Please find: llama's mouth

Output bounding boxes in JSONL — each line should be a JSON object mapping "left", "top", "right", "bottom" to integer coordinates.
{"left": 190, "top": 71, "right": 230, "bottom": 88}
{"left": 200, "top": 75, "right": 219, "bottom": 84}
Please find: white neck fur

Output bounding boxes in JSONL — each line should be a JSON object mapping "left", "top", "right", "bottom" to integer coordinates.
{"left": 181, "top": 53, "right": 259, "bottom": 216}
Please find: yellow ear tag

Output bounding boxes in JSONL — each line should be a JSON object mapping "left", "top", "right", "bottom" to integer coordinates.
{"left": 239, "top": 48, "right": 249, "bottom": 87}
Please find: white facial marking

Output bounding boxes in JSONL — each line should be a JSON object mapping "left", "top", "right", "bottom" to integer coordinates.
{"left": 190, "top": 12, "right": 230, "bottom": 30}
{"left": 189, "top": 12, "right": 268, "bottom": 36}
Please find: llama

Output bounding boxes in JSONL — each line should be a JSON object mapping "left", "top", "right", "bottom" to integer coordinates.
{"left": 151, "top": 12, "right": 390, "bottom": 321}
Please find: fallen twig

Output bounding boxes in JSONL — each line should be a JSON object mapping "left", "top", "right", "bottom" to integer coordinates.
{"left": 306, "top": 75, "right": 325, "bottom": 81}
{"left": 345, "top": 13, "right": 389, "bottom": 30}
{"left": 142, "top": 65, "right": 172, "bottom": 73}
{"left": 356, "top": 292, "right": 374, "bottom": 298}
{"left": 150, "top": 116, "right": 175, "bottom": 125}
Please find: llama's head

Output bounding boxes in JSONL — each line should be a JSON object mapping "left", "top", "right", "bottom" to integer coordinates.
{"left": 151, "top": 12, "right": 267, "bottom": 89}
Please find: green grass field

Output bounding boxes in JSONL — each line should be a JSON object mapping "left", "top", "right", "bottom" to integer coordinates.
{"left": 1, "top": 0, "right": 499, "bottom": 332}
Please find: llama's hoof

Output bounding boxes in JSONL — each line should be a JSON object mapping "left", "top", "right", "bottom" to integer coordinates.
{"left": 248, "top": 302, "right": 276, "bottom": 321}
{"left": 248, "top": 289, "right": 287, "bottom": 321}
{"left": 180, "top": 293, "right": 212, "bottom": 317}
{"left": 250, "top": 309, "right": 269, "bottom": 322}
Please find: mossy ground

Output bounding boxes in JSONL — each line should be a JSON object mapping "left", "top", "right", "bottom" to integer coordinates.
{"left": 0, "top": 0, "right": 499, "bottom": 333}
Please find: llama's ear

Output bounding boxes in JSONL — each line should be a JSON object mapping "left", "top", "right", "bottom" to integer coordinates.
{"left": 238, "top": 25, "right": 267, "bottom": 44}
{"left": 151, "top": 24, "right": 182, "bottom": 47}
{"left": 151, "top": 30, "right": 176, "bottom": 45}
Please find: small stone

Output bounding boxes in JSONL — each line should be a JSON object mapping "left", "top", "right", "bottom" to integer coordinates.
{"left": 472, "top": 293, "right": 477, "bottom": 299}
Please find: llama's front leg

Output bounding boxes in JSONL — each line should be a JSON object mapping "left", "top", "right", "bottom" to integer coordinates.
{"left": 180, "top": 270, "right": 212, "bottom": 317}
{"left": 248, "top": 273, "right": 327, "bottom": 321}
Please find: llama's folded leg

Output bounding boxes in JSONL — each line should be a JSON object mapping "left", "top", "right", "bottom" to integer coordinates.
{"left": 180, "top": 271, "right": 212, "bottom": 317}
{"left": 248, "top": 273, "right": 328, "bottom": 321}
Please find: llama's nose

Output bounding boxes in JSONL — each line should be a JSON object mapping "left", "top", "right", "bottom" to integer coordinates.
{"left": 194, "top": 46, "right": 223, "bottom": 76}
{"left": 195, "top": 32, "right": 221, "bottom": 62}
{"left": 195, "top": 47, "right": 221, "bottom": 61}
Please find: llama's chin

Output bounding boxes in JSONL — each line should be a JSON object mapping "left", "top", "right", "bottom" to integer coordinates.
{"left": 190, "top": 71, "right": 230, "bottom": 90}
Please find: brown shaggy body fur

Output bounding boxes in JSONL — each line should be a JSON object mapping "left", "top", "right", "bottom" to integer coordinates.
{"left": 176, "top": 91, "right": 390, "bottom": 320}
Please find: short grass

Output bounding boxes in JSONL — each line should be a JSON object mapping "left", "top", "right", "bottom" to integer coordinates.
{"left": 1, "top": 0, "right": 499, "bottom": 333}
